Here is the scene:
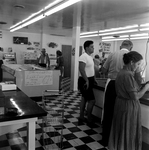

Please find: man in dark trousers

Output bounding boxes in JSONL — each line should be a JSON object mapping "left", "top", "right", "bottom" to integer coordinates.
{"left": 0, "top": 47, "right": 4, "bottom": 82}
{"left": 100, "top": 40, "right": 134, "bottom": 147}
{"left": 78, "top": 40, "right": 97, "bottom": 126}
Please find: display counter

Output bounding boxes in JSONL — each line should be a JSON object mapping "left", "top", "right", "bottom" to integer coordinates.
{"left": 93, "top": 78, "right": 149, "bottom": 129}
{"left": 0, "top": 89, "right": 47, "bottom": 150}
{"left": 2, "top": 64, "right": 60, "bottom": 97}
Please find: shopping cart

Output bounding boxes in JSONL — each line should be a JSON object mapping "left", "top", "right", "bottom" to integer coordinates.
{"left": 41, "top": 90, "right": 65, "bottom": 150}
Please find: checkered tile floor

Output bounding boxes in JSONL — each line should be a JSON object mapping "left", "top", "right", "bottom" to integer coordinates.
{"left": 0, "top": 90, "right": 148, "bottom": 150}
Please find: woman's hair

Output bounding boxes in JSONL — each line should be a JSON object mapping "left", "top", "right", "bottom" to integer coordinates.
{"left": 123, "top": 51, "right": 143, "bottom": 65}
{"left": 56, "top": 50, "right": 62, "bottom": 56}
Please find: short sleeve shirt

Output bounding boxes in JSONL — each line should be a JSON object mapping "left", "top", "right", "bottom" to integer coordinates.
{"left": 79, "top": 52, "right": 94, "bottom": 77}
{"left": 103, "top": 48, "right": 129, "bottom": 79}
{"left": 116, "top": 69, "right": 139, "bottom": 100}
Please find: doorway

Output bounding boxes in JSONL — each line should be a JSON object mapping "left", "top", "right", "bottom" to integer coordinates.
{"left": 62, "top": 45, "right": 72, "bottom": 78}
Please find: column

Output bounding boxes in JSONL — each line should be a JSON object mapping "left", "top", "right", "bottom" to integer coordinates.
{"left": 70, "top": 2, "right": 82, "bottom": 91}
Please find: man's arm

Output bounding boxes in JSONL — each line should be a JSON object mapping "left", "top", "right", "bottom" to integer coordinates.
{"left": 47, "top": 55, "right": 50, "bottom": 68}
{"left": 36, "top": 56, "right": 40, "bottom": 65}
{"left": 79, "top": 62, "right": 89, "bottom": 89}
{"left": 101, "top": 53, "right": 112, "bottom": 76}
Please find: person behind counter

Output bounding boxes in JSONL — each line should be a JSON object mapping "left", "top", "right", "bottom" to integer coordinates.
{"left": 37, "top": 48, "right": 50, "bottom": 68}
{"left": 0, "top": 47, "right": 4, "bottom": 82}
{"left": 108, "top": 51, "right": 149, "bottom": 150}
{"left": 55, "top": 50, "right": 64, "bottom": 77}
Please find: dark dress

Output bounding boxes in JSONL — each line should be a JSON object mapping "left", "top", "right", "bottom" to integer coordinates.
{"left": 108, "top": 69, "right": 142, "bottom": 150}
{"left": 56, "top": 56, "right": 64, "bottom": 77}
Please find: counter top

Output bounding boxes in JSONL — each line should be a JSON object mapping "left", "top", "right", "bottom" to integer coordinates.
{"left": 94, "top": 79, "right": 149, "bottom": 106}
{"left": 0, "top": 90, "right": 47, "bottom": 122}
{"left": 141, "top": 91, "right": 149, "bottom": 106}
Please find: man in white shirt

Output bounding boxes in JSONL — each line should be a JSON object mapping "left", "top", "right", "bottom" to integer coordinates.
{"left": 78, "top": 40, "right": 96, "bottom": 125}
{"left": 100, "top": 40, "right": 134, "bottom": 147}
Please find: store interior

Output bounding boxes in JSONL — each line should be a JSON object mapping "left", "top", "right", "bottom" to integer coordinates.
{"left": 0, "top": 0, "right": 149, "bottom": 150}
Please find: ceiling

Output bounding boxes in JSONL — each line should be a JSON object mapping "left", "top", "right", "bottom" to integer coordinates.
{"left": 0, "top": 0, "right": 149, "bottom": 36}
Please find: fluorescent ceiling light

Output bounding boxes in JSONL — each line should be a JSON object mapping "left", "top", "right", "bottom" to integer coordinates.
{"left": 102, "top": 35, "right": 129, "bottom": 40}
{"left": 140, "top": 23, "right": 149, "bottom": 27}
{"left": 80, "top": 34, "right": 99, "bottom": 38}
{"left": 10, "top": 15, "right": 45, "bottom": 32}
{"left": 10, "top": 0, "right": 63, "bottom": 29}
{"left": 22, "top": 15, "right": 45, "bottom": 27}
{"left": 80, "top": 31, "right": 98, "bottom": 36}
{"left": 45, "top": 0, "right": 63, "bottom": 9}
{"left": 10, "top": 25, "right": 23, "bottom": 32}
{"left": 10, "top": 0, "right": 81, "bottom": 32}
{"left": 120, "top": 35, "right": 129, "bottom": 38}
{"left": 130, "top": 36, "right": 149, "bottom": 40}
{"left": 45, "top": 0, "right": 81, "bottom": 16}
{"left": 139, "top": 28, "right": 149, "bottom": 31}
{"left": 102, "top": 38, "right": 129, "bottom": 42}
{"left": 99, "top": 29, "right": 138, "bottom": 36}
{"left": 99, "top": 24, "right": 138, "bottom": 33}
{"left": 102, "top": 36, "right": 114, "bottom": 39}
{"left": 130, "top": 33, "right": 149, "bottom": 37}
{"left": 10, "top": 9, "right": 45, "bottom": 29}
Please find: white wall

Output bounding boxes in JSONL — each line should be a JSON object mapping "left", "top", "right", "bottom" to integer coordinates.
{"left": 42, "top": 33, "right": 72, "bottom": 56}
{"left": 0, "top": 31, "right": 73, "bottom": 64}
{"left": 0, "top": 30, "right": 41, "bottom": 64}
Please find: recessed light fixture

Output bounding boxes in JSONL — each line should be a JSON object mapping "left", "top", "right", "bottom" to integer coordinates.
{"left": 0, "top": 21, "right": 7, "bottom": 25}
{"left": 14, "top": 5, "right": 25, "bottom": 9}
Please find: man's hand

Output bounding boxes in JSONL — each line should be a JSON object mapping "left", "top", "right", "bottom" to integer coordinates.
{"left": 84, "top": 80, "right": 89, "bottom": 90}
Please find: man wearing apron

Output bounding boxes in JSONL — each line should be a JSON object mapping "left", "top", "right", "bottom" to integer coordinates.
{"left": 100, "top": 40, "right": 134, "bottom": 147}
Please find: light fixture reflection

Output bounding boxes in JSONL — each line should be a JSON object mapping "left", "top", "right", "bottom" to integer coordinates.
{"left": 10, "top": 98, "right": 24, "bottom": 116}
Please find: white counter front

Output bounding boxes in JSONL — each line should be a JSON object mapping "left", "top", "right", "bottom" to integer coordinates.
{"left": 2, "top": 64, "right": 60, "bottom": 97}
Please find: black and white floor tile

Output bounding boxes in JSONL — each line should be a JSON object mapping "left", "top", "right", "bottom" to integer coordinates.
{"left": 0, "top": 89, "right": 148, "bottom": 150}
